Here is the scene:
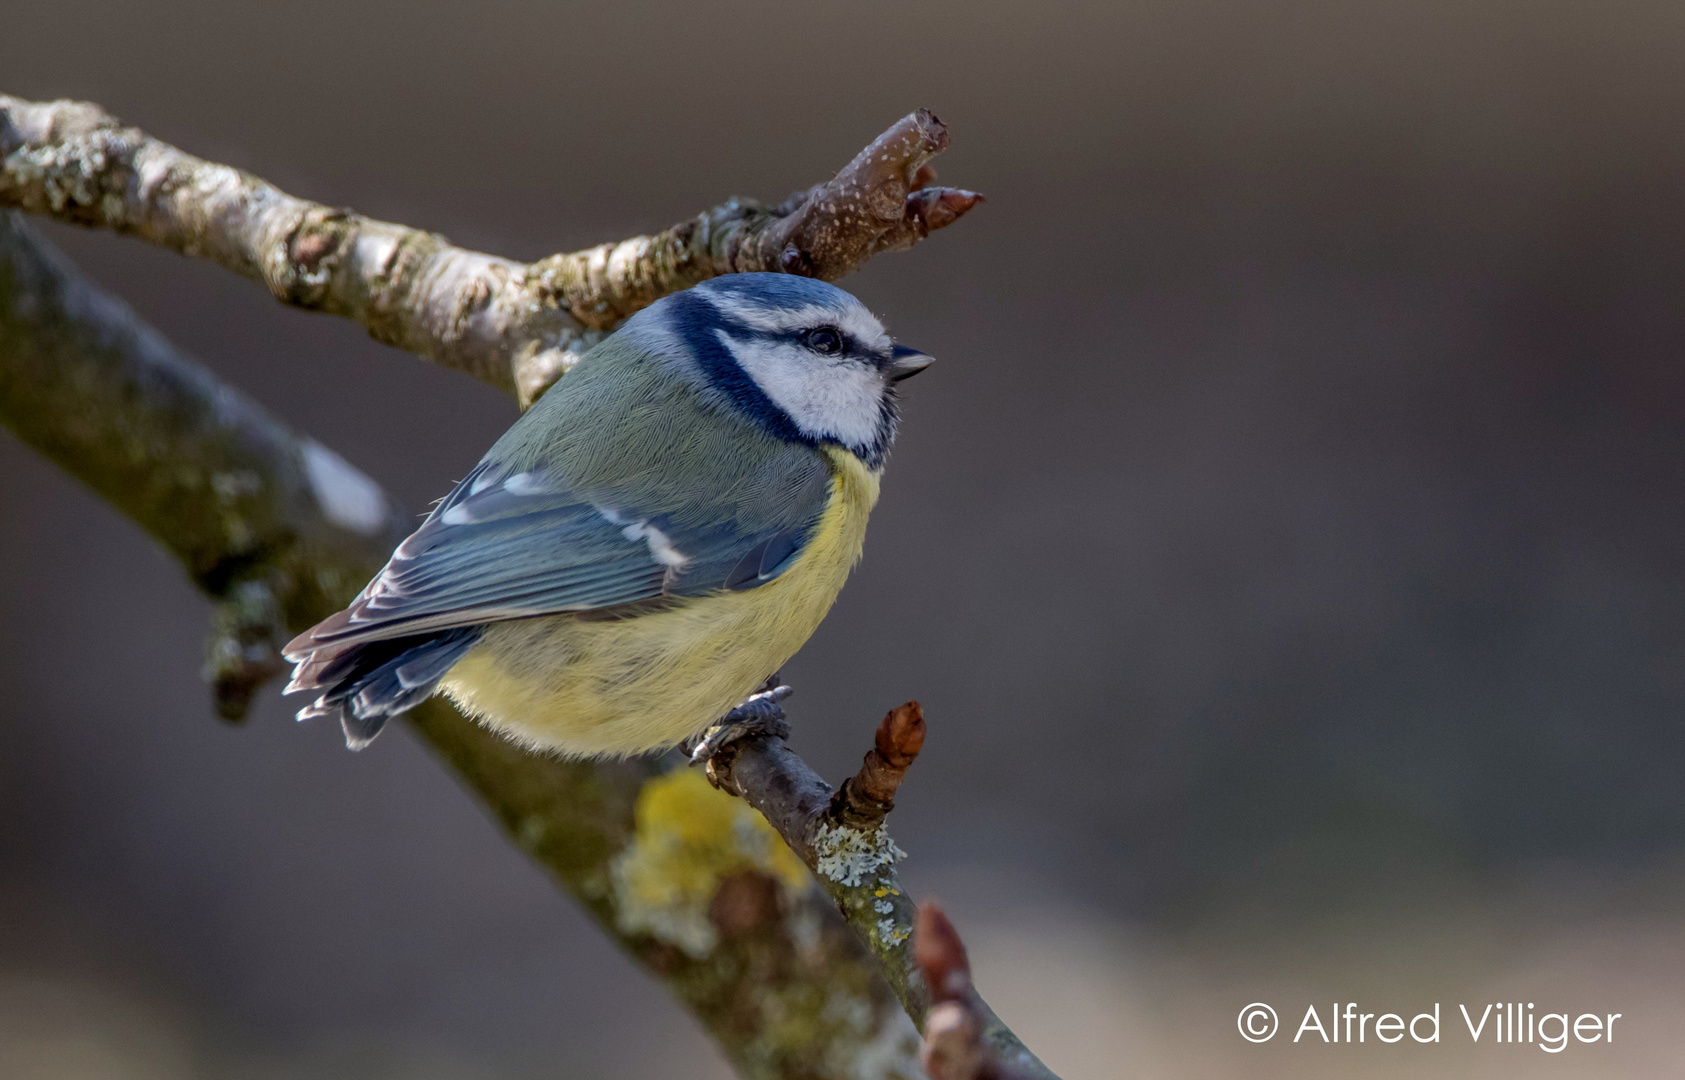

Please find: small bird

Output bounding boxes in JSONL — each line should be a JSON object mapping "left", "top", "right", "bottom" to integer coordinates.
{"left": 283, "top": 273, "right": 933, "bottom": 757}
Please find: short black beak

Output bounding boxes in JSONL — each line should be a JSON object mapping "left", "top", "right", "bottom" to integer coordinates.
{"left": 886, "top": 343, "right": 935, "bottom": 382}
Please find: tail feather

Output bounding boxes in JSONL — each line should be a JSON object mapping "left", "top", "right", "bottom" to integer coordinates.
{"left": 285, "top": 628, "right": 481, "bottom": 750}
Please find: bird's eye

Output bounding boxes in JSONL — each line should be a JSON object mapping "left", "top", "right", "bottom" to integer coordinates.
{"left": 803, "top": 326, "right": 845, "bottom": 355}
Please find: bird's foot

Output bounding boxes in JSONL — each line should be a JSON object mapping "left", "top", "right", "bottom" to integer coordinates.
{"left": 687, "top": 676, "right": 793, "bottom": 764}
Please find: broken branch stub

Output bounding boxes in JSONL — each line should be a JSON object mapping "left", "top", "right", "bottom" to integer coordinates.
{"left": 754, "top": 109, "right": 984, "bottom": 279}
{"left": 834, "top": 701, "right": 928, "bottom": 828}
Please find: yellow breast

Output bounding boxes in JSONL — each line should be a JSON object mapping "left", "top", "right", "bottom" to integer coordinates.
{"left": 439, "top": 447, "right": 881, "bottom": 757}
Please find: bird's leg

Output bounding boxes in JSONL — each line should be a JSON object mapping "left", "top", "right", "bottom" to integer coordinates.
{"left": 687, "top": 674, "right": 793, "bottom": 764}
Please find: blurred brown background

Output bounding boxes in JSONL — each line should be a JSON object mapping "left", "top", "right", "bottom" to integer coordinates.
{"left": 8, "top": 1, "right": 1685, "bottom": 1076}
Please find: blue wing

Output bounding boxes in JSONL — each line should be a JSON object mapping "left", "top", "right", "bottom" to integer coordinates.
{"left": 285, "top": 457, "right": 832, "bottom": 654}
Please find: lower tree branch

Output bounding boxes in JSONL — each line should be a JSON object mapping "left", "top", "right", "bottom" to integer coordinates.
{"left": 1, "top": 95, "right": 979, "bottom": 406}
{"left": 0, "top": 207, "right": 410, "bottom": 716}
{"left": 707, "top": 712, "right": 1057, "bottom": 1080}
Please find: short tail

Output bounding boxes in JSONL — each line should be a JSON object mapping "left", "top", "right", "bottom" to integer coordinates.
{"left": 284, "top": 628, "right": 482, "bottom": 749}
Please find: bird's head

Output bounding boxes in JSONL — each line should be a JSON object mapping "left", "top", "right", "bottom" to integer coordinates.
{"left": 624, "top": 273, "right": 932, "bottom": 469}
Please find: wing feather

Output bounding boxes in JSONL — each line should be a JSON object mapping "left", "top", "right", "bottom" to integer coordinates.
{"left": 285, "top": 456, "right": 831, "bottom": 656}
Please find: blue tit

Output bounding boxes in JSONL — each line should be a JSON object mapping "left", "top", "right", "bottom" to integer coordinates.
{"left": 283, "top": 273, "right": 934, "bottom": 756}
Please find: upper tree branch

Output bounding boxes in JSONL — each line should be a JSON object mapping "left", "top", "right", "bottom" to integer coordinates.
{"left": 0, "top": 95, "right": 979, "bottom": 405}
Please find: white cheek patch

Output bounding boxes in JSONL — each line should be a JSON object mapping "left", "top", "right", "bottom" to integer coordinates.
{"left": 720, "top": 331, "right": 887, "bottom": 451}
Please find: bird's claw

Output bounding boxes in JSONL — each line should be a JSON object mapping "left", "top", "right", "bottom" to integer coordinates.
{"left": 688, "top": 680, "right": 793, "bottom": 764}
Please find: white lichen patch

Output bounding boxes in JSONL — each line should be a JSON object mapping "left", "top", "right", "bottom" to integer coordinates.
{"left": 295, "top": 259, "right": 333, "bottom": 292}
{"left": 301, "top": 440, "right": 387, "bottom": 536}
{"left": 9, "top": 137, "right": 114, "bottom": 214}
{"left": 611, "top": 769, "right": 810, "bottom": 958}
{"left": 810, "top": 822, "right": 907, "bottom": 888}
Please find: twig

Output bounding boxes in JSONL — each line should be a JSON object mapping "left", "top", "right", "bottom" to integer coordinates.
{"left": 706, "top": 710, "right": 1057, "bottom": 1080}
{"left": 834, "top": 702, "right": 927, "bottom": 829}
{"left": 1, "top": 96, "right": 979, "bottom": 406}
{"left": 914, "top": 903, "right": 1039, "bottom": 1080}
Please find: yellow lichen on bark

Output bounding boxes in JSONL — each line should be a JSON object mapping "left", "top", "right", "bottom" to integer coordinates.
{"left": 612, "top": 769, "right": 811, "bottom": 956}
